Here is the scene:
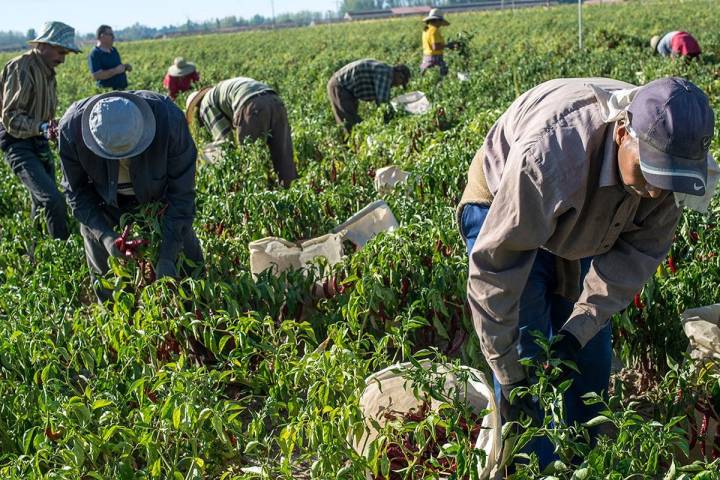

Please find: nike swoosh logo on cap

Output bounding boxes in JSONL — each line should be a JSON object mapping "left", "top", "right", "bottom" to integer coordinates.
{"left": 694, "top": 183, "right": 705, "bottom": 191}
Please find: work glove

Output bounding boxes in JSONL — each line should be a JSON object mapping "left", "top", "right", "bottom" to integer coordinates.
{"left": 544, "top": 330, "right": 582, "bottom": 385}
{"left": 499, "top": 379, "right": 543, "bottom": 427}
{"left": 155, "top": 258, "right": 177, "bottom": 280}
{"left": 102, "top": 234, "right": 123, "bottom": 258}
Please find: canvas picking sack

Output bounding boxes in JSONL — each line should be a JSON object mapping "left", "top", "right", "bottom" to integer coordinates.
{"left": 391, "top": 91, "right": 431, "bottom": 115}
{"left": 248, "top": 233, "right": 344, "bottom": 278}
{"left": 351, "top": 360, "right": 502, "bottom": 479}
{"left": 332, "top": 200, "right": 399, "bottom": 248}
{"left": 374, "top": 165, "right": 410, "bottom": 194}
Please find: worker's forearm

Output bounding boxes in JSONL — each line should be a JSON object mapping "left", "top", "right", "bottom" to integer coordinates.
{"left": 93, "top": 67, "right": 122, "bottom": 81}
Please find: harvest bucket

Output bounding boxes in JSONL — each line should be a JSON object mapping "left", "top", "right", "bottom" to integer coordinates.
{"left": 351, "top": 360, "right": 502, "bottom": 479}
{"left": 248, "top": 233, "right": 343, "bottom": 278}
{"left": 374, "top": 166, "right": 410, "bottom": 194}
{"left": 391, "top": 91, "right": 431, "bottom": 115}
{"left": 332, "top": 200, "right": 399, "bottom": 248}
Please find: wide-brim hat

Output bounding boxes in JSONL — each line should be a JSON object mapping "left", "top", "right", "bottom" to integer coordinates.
{"left": 168, "top": 57, "right": 197, "bottom": 77}
{"left": 650, "top": 35, "right": 660, "bottom": 51}
{"left": 185, "top": 86, "right": 212, "bottom": 125}
{"left": 81, "top": 91, "right": 156, "bottom": 160}
{"left": 423, "top": 8, "right": 449, "bottom": 26}
{"left": 29, "top": 21, "right": 81, "bottom": 53}
{"left": 628, "top": 77, "right": 714, "bottom": 196}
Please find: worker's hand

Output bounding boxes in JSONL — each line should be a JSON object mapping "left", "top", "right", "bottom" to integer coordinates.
{"left": 499, "top": 379, "right": 543, "bottom": 427}
{"left": 124, "top": 63, "right": 133, "bottom": 73}
{"left": 544, "top": 331, "right": 582, "bottom": 385}
{"left": 102, "top": 234, "right": 123, "bottom": 258}
{"left": 114, "top": 64, "right": 126, "bottom": 75}
{"left": 155, "top": 258, "right": 177, "bottom": 280}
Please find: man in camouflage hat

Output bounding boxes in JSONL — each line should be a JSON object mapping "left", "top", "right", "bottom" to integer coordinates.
{"left": 0, "top": 21, "right": 81, "bottom": 240}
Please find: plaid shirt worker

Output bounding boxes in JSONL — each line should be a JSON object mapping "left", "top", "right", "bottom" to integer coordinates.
{"left": 334, "top": 59, "right": 393, "bottom": 105}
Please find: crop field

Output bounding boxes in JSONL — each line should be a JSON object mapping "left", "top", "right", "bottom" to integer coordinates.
{"left": 1, "top": 0, "right": 720, "bottom": 478}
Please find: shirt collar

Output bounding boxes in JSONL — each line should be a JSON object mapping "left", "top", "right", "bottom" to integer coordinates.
{"left": 30, "top": 49, "right": 55, "bottom": 77}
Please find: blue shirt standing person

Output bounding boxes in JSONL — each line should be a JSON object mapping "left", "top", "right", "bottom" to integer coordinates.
{"left": 88, "top": 25, "right": 130, "bottom": 90}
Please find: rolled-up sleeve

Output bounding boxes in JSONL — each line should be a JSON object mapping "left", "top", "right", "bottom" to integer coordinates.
{"left": 158, "top": 107, "right": 197, "bottom": 262}
{"left": 1, "top": 64, "right": 41, "bottom": 138}
{"left": 59, "top": 125, "right": 115, "bottom": 241}
{"left": 467, "top": 146, "right": 560, "bottom": 385}
{"left": 563, "top": 193, "right": 680, "bottom": 345}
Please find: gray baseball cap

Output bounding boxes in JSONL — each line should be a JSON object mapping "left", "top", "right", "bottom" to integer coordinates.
{"left": 628, "top": 77, "right": 714, "bottom": 196}
{"left": 81, "top": 92, "right": 156, "bottom": 160}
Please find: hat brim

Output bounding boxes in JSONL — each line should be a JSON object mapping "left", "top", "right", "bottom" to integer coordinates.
{"left": 638, "top": 139, "right": 707, "bottom": 196}
{"left": 81, "top": 91, "right": 156, "bottom": 160}
{"left": 28, "top": 40, "right": 81, "bottom": 53}
{"left": 185, "top": 86, "right": 212, "bottom": 125}
{"left": 423, "top": 16, "right": 449, "bottom": 26}
{"left": 168, "top": 63, "right": 196, "bottom": 77}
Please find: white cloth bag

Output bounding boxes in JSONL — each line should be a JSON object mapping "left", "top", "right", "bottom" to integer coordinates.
{"left": 374, "top": 166, "right": 410, "bottom": 194}
{"left": 248, "top": 233, "right": 344, "bottom": 277}
{"left": 332, "top": 200, "right": 399, "bottom": 248}
{"left": 681, "top": 303, "right": 720, "bottom": 360}
{"left": 391, "top": 91, "right": 431, "bottom": 115}
{"left": 351, "top": 360, "right": 502, "bottom": 480}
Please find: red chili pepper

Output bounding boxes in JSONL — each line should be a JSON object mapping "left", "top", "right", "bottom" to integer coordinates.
{"left": 667, "top": 256, "right": 678, "bottom": 274}
{"left": 700, "top": 412, "right": 709, "bottom": 456}
{"left": 633, "top": 293, "right": 645, "bottom": 310}
{"left": 690, "top": 231, "right": 700, "bottom": 243}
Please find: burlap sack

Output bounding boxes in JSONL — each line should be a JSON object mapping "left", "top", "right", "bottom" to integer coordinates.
{"left": 351, "top": 360, "right": 502, "bottom": 480}
{"left": 374, "top": 166, "right": 410, "bottom": 194}
{"left": 391, "top": 91, "right": 431, "bottom": 115}
{"left": 332, "top": 200, "right": 399, "bottom": 249}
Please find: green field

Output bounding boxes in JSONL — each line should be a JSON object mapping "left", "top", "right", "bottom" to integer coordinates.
{"left": 1, "top": 0, "right": 720, "bottom": 478}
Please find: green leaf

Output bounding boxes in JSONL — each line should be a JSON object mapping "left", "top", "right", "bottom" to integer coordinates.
{"left": 583, "top": 415, "right": 612, "bottom": 428}
{"left": 92, "top": 399, "right": 112, "bottom": 410}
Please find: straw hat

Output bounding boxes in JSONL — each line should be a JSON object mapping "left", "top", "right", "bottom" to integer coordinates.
{"left": 29, "top": 21, "right": 81, "bottom": 53}
{"left": 168, "top": 57, "right": 197, "bottom": 77}
{"left": 650, "top": 35, "right": 661, "bottom": 51}
{"left": 81, "top": 92, "right": 156, "bottom": 159}
{"left": 423, "top": 8, "right": 449, "bottom": 26}
{"left": 185, "top": 86, "right": 212, "bottom": 124}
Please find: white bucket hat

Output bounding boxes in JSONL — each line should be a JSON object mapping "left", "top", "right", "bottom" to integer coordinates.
{"left": 423, "top": 8, "right": 449, "bottom": 26}
{"left": 81, "top": 92, "right": 156, "bottom": 159}
{"left": 167, "top": 57, "right": 197, "bottom": 77}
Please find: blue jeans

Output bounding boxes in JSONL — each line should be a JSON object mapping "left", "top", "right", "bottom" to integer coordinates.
{"left": 461, "top": 203, "right": 612, "bottom": 468}
{"left": 3, "top": 137, "right": 68, "bottom": 240}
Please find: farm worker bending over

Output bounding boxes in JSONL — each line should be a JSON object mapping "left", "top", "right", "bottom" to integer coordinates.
{"left": 59, "top": 91, "right": 203, "bottom": 301}
{"left": 420, "top": 8, "right": 457, "bottom": 77}
{"left": 185, "top": 77, "right": 298, "bottom": 188}
{"left": 0, "top": 21, "right": 81, "bottom": 240}
{"left": 650, "top": 31, "right": 701, "bottom": 59}
{"left": 88, "top": 25, "right": 131, "bottom": 90}
{"left": 327, "top": 59, "right": 410, "bottom": 133}
{"left": 457, "top": 77, "right": 716, "bottom": 467}
{"left": 163, "top": 57, "right": 200, "bottom": 100}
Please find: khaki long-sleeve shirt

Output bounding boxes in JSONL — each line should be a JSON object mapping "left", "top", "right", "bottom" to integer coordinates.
{"left": 0, "top": 49, "right": 57, "bottom": 139}
{"left": 464, "top": 78, "right": 681, "bottom": 385}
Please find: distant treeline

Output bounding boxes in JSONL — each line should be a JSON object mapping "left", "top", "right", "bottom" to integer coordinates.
{"left": 0, "top": 0, "right": 486, "bottom": 49}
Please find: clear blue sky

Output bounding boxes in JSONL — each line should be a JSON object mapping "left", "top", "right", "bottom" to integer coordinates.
{"left": 3, "top": 0, "right": 341, "bottom": 34}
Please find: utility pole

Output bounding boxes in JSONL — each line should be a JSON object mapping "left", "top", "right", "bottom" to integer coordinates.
{"left": 578, "top": 0, "right": 583, "bottom": 49}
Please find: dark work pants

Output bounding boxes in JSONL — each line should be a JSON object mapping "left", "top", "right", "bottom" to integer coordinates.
{"left": 3, "top": 137, "right": 68, "bottom": 240}
{"left": 81, "top": 195, "right": 204, "bottom": 301}
{"left": 326, "top": 76, "right": 361, "bottom": 132}
{"left": 234, "top": 93, "right": 298, "bottom": 185}
{"left": 461, "top": 203, "right": 612, "bottom": 469}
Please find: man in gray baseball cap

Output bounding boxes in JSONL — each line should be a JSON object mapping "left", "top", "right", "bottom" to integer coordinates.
{"left": 457, "top": 76, "right": 715, "bottom": 468}
{"left": 58, "top": 90, "right": 203, "bottom": 301}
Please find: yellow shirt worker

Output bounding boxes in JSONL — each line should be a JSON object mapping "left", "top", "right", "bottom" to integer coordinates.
{"left": 420, "top": 8, "right": 455, "bottom": 76}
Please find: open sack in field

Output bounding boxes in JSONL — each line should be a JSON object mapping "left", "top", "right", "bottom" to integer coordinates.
{"left": 332, "top": 200, "right": 399, "bottom": 248}
{"left": 248, "top": 233, "right": 344, "bottom": 278}
{"left": 391, "top": 91, "right": 431, "bottom": 115}
{"left": 680, "top": 304, "right": 720, "bottom": 460}
{"left": 199, "top": 141, "right": 226, "bottom": 164}
{"left": 351, "top": 360, "right": 502, "bottom": 480}
{"left": 681, "top": 303, "right": 720, "bottom": 360}
{"left": 374, "top": 166, "right": 410, "bottom": 194}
